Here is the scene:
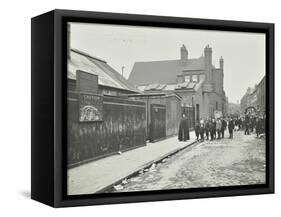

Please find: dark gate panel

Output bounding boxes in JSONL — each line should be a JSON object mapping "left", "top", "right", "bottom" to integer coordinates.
{"left": 182, "top": 106, "right": 195, "bottom": 129}
{"left": 150, "top": 104, "right": 166, "bottom": 142}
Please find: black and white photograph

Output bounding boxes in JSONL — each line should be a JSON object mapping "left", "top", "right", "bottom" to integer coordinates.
{"left": 67, "top": 22, "right": 267, "bottom": 196}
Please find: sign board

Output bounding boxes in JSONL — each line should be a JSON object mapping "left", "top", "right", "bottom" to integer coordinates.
{"left": 79, "top": 93, "right": 103, "bottom": 122}
{"left": 77, "top": 70, "right": 98, "bottom": 94}
{"left": 214, "top": 110, "right": 222, "bottom": 119}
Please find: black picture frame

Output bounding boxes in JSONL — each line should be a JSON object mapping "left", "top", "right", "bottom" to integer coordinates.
{"left": 31, "top": 9, "right": 274, "bottom": 207}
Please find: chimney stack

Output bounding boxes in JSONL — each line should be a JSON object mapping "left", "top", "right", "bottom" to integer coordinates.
{"left": 220, "top": 56, "right": 224, "bottom": 69}
{"left": 204, "top": 44, "right": 213, "bottom": 83}
{"left": 180, "top": 44, "right": 188, "bottom": 65}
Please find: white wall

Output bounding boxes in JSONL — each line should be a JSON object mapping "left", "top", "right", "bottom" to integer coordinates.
{"left": 0, "top": 0, "right": 279, "bottom": 216}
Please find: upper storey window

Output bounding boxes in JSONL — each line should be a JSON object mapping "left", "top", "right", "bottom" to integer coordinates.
{"left": 184, "top": 75, "right": 191, "bottom": 82}
{"left": 192, "top": 75, "right": 198, "bottom": 82}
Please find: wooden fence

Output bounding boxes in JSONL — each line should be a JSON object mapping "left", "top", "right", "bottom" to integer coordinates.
{"left": 67, "top": 93, "right": 147, "bottom": 167}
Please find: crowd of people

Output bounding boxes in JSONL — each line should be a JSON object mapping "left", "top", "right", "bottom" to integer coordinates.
{"left": 178, "top": 113, "right": 266, "bottom": 142}
{"left": 237, "top": 114, "right": 266, "bottom": 137}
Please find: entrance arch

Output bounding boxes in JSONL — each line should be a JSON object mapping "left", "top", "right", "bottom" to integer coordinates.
{"left": 245, "top": 106, "right": 257, "bottom": 116}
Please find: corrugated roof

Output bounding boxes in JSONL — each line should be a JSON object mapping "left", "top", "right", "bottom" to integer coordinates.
{"left": 68, "top": 49, "right": 139, "bottom": 92}
{"left": 128, "top": 56, "right": 211, "bottom": 85}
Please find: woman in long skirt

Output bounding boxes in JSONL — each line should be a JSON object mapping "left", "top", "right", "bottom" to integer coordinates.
{"left": 178, "top": 113, "right": 190, "bottom": 141}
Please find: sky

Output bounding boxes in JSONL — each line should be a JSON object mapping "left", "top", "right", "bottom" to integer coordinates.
{"left": 69, "top": 22, "right": 265, "bottom": 103}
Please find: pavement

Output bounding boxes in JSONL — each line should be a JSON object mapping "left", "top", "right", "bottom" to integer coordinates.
{"left": 68, "top": 132, "right": 197, "bottom": 195}
{"left": 114, "top": 131, "right": 266, "bottom": 192}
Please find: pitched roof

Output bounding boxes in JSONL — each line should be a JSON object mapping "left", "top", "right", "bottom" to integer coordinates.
{"left": 68, "top": 49, "right": 139, "bottom": 92}
{"left": 128, "top": 56, "right": 208, "bottom": 86}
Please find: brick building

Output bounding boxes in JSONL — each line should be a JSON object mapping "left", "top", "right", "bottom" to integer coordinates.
{"left": 240, "top": 76, "right": 266, "bottom": 115}
{"left": 128, "top": 44, "right": 227, "bottom": 121}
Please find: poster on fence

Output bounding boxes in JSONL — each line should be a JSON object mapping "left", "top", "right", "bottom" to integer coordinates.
{"left": 79, "top": 93, "right": 103, "bottom": 122}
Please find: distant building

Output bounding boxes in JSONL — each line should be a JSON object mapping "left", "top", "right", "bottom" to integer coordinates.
{"left": 227, "top": 102, "right": 241, "bottom": 117}
{"left": 240, "top": 76, "right": 266, "bottom": 115}
{"left": 257, "top": 76, "right": 266, "bottom": 113}
{"left": 128, "top": 44, "right": 227, "bottom": 120}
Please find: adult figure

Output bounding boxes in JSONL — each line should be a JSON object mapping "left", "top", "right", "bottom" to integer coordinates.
{"left": 228, "top": 118, "right": 234, "bottom": 139}
{"left": 244, "top": 115, "right": 250, "bottom": 135}
{"left": 199, "top": 120, "right": 205, "bottom": 141}
{"left": 235, "top": 118, "right": 239, "bottom": 131}
{"left": 256, "top": 116, "right": 262, "bottom": 137}
{"left": 216, "top": 119, "right": 222, "bottom": 139}
{"left": 250, "top": 116, "right": 256, "bottom": 133}
{"left": 238, "top": 117, "right": 242, "bottom": 130}
{"left": 178, "top": 113, "right": 190, "bottom": 141}
{"left": 221, "top": 118, "right": 227, "bottom": 139}
{"left": 210, "top": 119, "right": 216, "bottom": 140}
{"left": 205, "top": 118, "right": 210, "bottom": 140}
{"left": 195, "top": 121, "right": 200, "bottom": 141}
{"left": 261, "top": 114, "right": 266, "bottom": 134}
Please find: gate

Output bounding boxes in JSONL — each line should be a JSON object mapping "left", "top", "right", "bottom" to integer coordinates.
{"left": 150, "top": 104, "right": 166, "bottom": 142}
{"left": 182, "top": 106, "right": 195, "bottom": 129}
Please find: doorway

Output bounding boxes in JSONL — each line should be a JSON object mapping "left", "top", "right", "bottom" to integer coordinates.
{"left": 196, "top": 104, "right": 200, "bottom": 121}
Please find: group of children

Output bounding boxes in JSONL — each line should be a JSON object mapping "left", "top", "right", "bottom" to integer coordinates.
{"left": 194, "top": 117, "right": 234, "bottom": 141}
{"left": 178, "top": 113, "right": 266, "bottom": 143}
{"left": 178, "top": 114, "right": 235, "bottom": 142}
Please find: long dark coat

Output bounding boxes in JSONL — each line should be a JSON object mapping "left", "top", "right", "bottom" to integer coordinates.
{"left": 228, "top": 120, "right": 234, "bottom": 132}
{"left": 221, "top": 119, "right": 227, "bottom": 131}
{"left": 199, "top": 124, "right": 205, "bottom": 139}
{"left": 210, "top": 121, "right": 216, "bottom": 134}
{"left": 256, "top": 118, "right": 263, "bottom": 135}
{"left": 195, "top": 122, "right": 200, "bottom": 138}
{"left": 178, "top": 117, "right": 190, "bottom": 141}
{"left": 205, "top": 121, "right": 210, "bottom": 133}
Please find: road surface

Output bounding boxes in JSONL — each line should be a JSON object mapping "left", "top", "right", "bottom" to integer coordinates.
{"left": 113, "top": 131, "right": 266, "bottom": 192}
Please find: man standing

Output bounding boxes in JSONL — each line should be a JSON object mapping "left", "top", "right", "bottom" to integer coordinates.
{"left": 256, "top": 116, "right": 262, "bottom": 137}
{"left": 238, "top": 117, "right": 242, "bottom": 131}
{"left": 216, "top": 119, "right": 222, "bottom": 139}
{"left": 205, "top": 118, "right": 210, "bottom": 140}
{"left": 195, "top": 121, "right": 200, "bottom": 141}
{"left": 178, "top": 113, "right": 190, "bottom": 141}
{"left": 228, "top": 117, "right": 234, "bottom": 139}
{"left": 221, "top": 117, "right": 227, "bottom": 139}
{"left": 234, "top": 118, "right": 239, "bottom": 131}
{"left": 244, "top": 115, "right": 250, "bottom": 135}
{"left": 249, "top": 116, "right": 256, "bottom": 133}
{"left": 210, "top": 119, "right": 216, "bottom": 140}
{"left": 199, "top": 120, "right": 205, "bottom": 141}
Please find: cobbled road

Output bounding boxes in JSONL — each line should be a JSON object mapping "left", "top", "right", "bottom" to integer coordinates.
{"left": 114, "top": 131, "right": 266, "bottom": 192}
